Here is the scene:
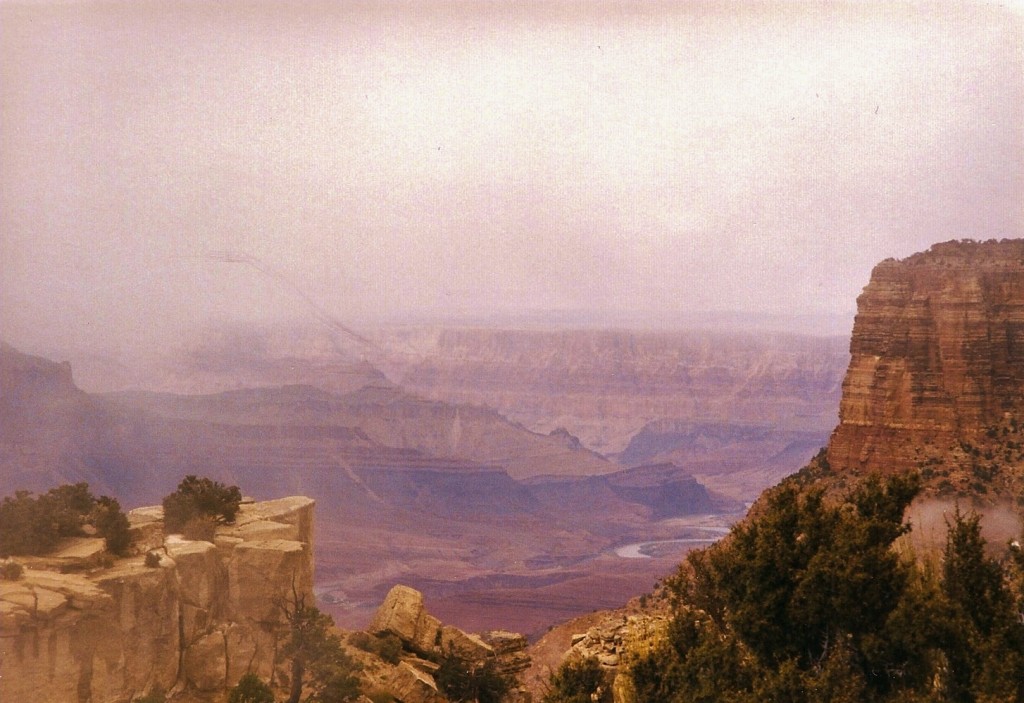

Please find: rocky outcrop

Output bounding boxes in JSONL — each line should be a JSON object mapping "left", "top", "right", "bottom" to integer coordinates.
{"left": 370, "top": 585, "right": 532, "bottom": 702}
{"left": 371, "top": 584, "right": 494, "bottom": 660}
{"left": 481, "top": 630, "right": 532, "bottom": 677}
{"left": 0, "top": 496, "right": 315, "bottom": 703}
{"left": 383, "top": 661, "right": 447, "bottom": 703}
{"left": 827, "top": 240, "right": 1024, "bottom": 491}
{"left": 565, "top": 614, "right": 669, "bottom": 672}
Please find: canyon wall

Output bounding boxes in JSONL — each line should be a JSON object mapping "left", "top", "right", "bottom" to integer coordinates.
{"left": 373, "top": 328, "right": 848, "bottom": 457}
{"left": 827, "top": 239, "right": 1024, "bottom": 486}
{"left": 0, "top": 497, "right": 315, "bottom": 703}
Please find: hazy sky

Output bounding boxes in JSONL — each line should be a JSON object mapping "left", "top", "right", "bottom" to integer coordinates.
{"left": 2, "top": 0, "right": 1022, "bottom": 356}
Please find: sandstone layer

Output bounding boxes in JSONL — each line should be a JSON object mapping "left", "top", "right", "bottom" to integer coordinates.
{"left": 0, "top": 496, "right": 315, "bottom": 703}
{"left": 827, "top": 239, "right": 1024, "bottom": 491}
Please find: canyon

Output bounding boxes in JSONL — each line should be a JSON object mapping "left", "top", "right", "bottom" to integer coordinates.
{"left": 370, "top": 327, "right": 848, "bottom": 500}
{"left": 529, "top": 239, "right": 1024, "bottom": 700}
{"left": 2, "top": 324, "right": 844, "bottom": 637}
{"left": 6, "top": 238, "right": 1024, "bottom": 701}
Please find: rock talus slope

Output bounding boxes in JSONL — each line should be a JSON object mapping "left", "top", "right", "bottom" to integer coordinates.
{"left": 0, "top": 497, "right": 315, "bottom": 703}
{"left": 827, "top": 239, "right": 1024, "bottom": 484}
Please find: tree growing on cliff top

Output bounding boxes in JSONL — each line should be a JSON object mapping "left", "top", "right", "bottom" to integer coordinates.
{"left": 161, "top": 475, "right": 242, "bottom": 533}
{"left": 0, "top": 483, "right": 132, "bottom": 557}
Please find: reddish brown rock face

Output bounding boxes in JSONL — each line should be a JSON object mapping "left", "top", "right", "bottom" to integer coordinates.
{"left": 827, "top": 240, "right": 1024, "bottom": 486}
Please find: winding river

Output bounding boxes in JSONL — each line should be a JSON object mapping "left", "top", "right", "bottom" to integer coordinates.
{"left": 614, "top": 526, "right": 732, "bottom": 559}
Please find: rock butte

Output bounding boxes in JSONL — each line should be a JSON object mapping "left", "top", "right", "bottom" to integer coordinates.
{"left": 0, "top": 496, "right": 314, "bottom": 703}
{"left": 827, "top": 239, "right": 1024, "bottom": 486}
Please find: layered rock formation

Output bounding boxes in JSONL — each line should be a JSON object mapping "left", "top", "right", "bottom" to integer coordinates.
{"left": 369, "top": 585, "right": 531, "bottom": 703}
{"left": 0, "top": 496, "right": 314, "bottom": 703}
{"left": 827, "top": 239, "right": 1024, "bottom": 491}
{"left": 371, "top": 327, "right": 848, "bottom": 457}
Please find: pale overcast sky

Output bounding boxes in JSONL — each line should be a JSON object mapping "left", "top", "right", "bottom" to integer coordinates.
{"left": 1, "top": 1, "right": 1022, "bottom": 356}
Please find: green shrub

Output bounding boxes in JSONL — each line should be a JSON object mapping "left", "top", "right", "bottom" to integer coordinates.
{"left": 350, "top": 631, "right": 403, "bottom": 664}
{"left": 435, "top": 645, "right": 512, "bottom": 703}
{"left": 228, "top": 672, "right": 274, "bottom": 703}
{"left": 1, "top": 559, "right": 24, "bottom": 580}
{"left": 162, "top": 475, "right": 242, "bottom": 533}
{"left": 93, "top": 495, "right": 132, "bottom": 555}
{"left": 280, "top": 594, "right": 363, "bottom": 703}
{"left": 144, "top": 551, "right": 162, "bottom": 568}
{"left": 623, "top": 472, "right": 1024, "bottom": 702}
{"left": 543, "top": 657, "right": 611, "bottom": 703}
{"left": 0, "top": 483, "right": 98, "bottom": 557}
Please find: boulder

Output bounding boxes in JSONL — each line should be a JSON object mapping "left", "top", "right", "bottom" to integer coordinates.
{"left": 440, "top": 625, "right": 493, "bottom": 659}
{"left": 384, "top": 661, "right": 446, "bottom": 703}
{"left": 483, "top": 630, "right": 532, "bottom": 675}
{"left": 371, "top": 584, "right": 444, "bottom": 653}
{"left": 371, "top": 585, "right": 494, "bottom": 660}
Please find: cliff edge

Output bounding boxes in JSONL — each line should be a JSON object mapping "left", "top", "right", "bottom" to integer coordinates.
{"left": 827, "top": 239, "right": 1024, "bottom": 495}
{"left": 0, "top": 496, "right": 315, "bottom": 703}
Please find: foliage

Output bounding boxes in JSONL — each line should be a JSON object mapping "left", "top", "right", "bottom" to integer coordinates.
{"left": 93, "top": 495, "right": 132, "bottom": 555}
{"left": 542, "top": 656, "right": 612, "bottom": 703}
{"left": 280, "top": 589, "right": 362, "bottom": 703}
{"left": 939, "top": 507, "right": 1024, "bottom": 701}
{"left": 623, "top": 472, "right": 1024, "bottom": 703}
{"left": 434, "top": 645, "right": 513, "bottom": 703}
{"left": 350, "top": 631, "right": 403, "bottom": 664}
{"left": 1, "top": 559, "right": 24, "bottom": 580}
{"left": 144, "top": 551, "right": 162, "bottom": 568}
{"left": 228, "top": 673, "right": 275, "bottom": 703}
{"left": 162, "top": 475, "right": 242, "bottom": 533}
{"left": 0, "top": 482, "right": 133, "bottom": 557}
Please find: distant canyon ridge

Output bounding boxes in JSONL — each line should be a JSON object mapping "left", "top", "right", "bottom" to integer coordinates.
{"left": 2, "top": 323, "right": 848, "bottom": 635}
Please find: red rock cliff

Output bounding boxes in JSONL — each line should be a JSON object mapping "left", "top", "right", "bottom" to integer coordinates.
{"left": 827, "top": 239, "right": 1024, "bottom": 488}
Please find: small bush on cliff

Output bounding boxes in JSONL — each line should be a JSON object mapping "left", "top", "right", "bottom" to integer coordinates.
{"left": 93, "top": 495, "right": 132, "bottom": 555}
{"left": 435, "top": 644, "right": 513, "bottom": 703}
{"left": 350, "top": 631, "right": 403, "bottom": 664}
{"left": 228, "top": 673, "right": 274, "bottom": 703}
{"left": 543, "top": 656, "right": 612, "bottom": 703}
{"left": 0, "top": 482, "right": 133, "bottom": 557}
{"left": 1, "top": 559, "right": 24, "bottom": 580}
{"left": 162, "top": 475, "right": 242, "bottom": 533}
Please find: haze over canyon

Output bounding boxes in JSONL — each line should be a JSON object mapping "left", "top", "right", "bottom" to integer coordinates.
{"left": 1, "top": 320, "right": 847, "bottom": 635}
